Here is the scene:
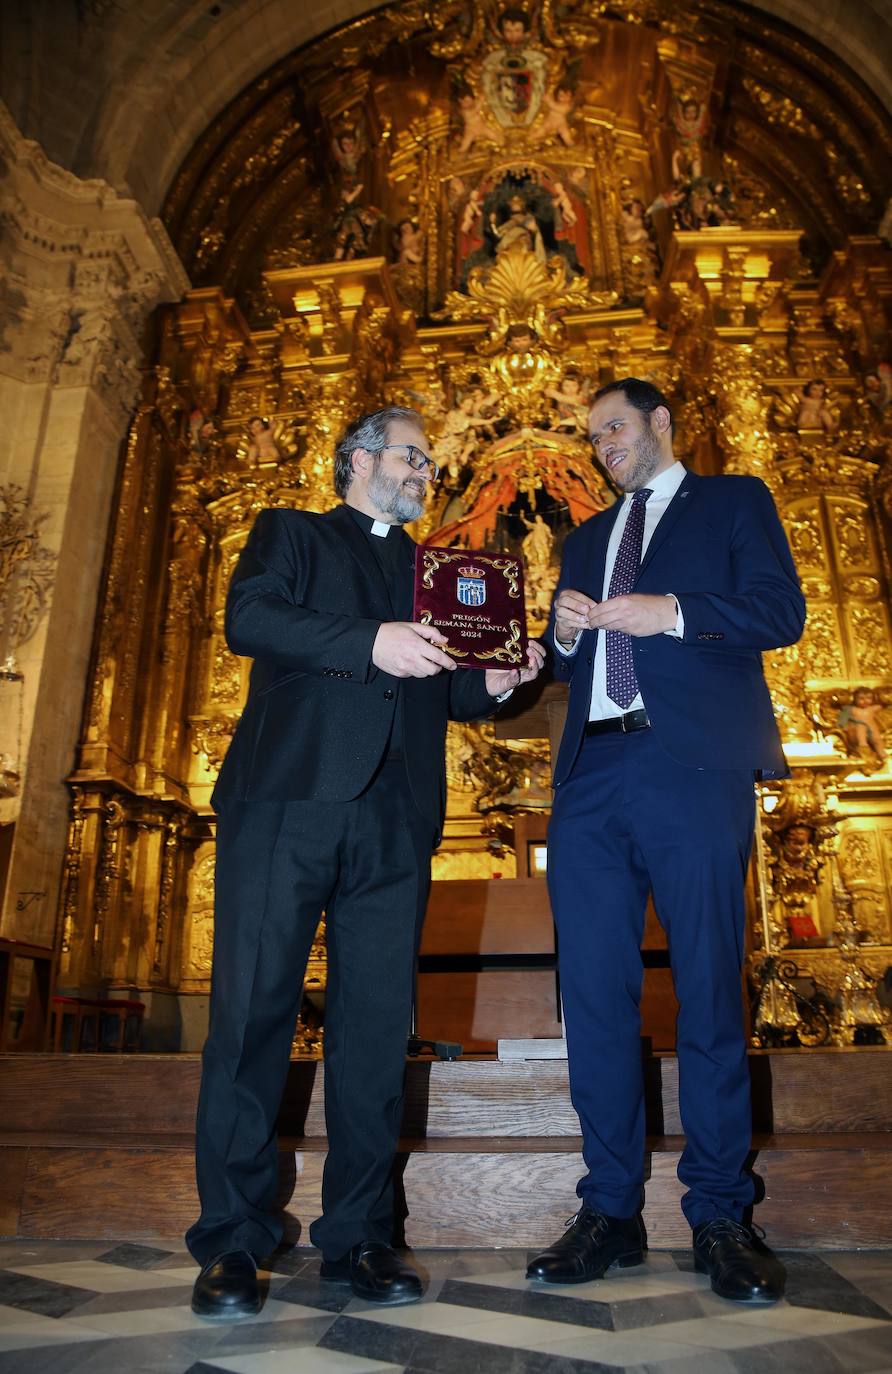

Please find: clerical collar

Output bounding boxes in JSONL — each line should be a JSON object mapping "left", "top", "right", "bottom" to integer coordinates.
{"left": 346, "top": 506, "right": 398, "bottom": 538}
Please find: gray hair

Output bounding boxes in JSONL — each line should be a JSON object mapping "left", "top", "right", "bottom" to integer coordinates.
{"left": 333, "top": 405, "right": 423, "bottom": 498}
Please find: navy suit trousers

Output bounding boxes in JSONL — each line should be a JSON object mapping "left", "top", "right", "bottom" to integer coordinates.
{"left": 547, "top": 728, "right": 757, "bottom": 1226}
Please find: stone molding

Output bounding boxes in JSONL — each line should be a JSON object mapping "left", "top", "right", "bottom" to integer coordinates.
{"left": 0, "top": 101, "right": 189, "bottom": 419}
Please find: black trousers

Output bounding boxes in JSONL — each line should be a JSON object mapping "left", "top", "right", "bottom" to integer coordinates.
{"left": 185, "top": 760, "right": 434, "bottom": 1264}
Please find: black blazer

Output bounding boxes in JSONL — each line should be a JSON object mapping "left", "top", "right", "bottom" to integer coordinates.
{"left": 212, "top": 504, "right": 495, "bottom": 831}
{"left": 550, "top": 472, "right": 806, "bottom": 785}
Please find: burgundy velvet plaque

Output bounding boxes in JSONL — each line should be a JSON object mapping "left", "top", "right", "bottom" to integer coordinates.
{"left": 413, "top": 546, "right": 528, "bottom": 669}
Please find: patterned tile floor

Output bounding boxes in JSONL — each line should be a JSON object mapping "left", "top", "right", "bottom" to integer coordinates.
{"left": 0, "top": 1240, "right": 890, "bottom": 1373}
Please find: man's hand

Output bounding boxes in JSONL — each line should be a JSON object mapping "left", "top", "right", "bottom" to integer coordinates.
{"left": 485, "top": 640, "right": 547, "bottom": 697}
{"left": 588, "top": 594, "right": 677, "bottom": 637}
{"left": 372, "top": 622, "right": 457, "bottom": 678}
{"left": 554, "top": 589, "right": 599, "bottom": 647}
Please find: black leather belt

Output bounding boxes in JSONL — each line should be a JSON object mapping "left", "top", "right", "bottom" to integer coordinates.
{"left": 585, "top": 709, "right": 650, "bottom": 737}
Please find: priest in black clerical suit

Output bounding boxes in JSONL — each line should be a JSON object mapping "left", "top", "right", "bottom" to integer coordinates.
{"left": 188, "top": 405, "right": 545, "bottom": 1318}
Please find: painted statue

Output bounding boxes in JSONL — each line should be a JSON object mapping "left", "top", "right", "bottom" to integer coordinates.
{"left": 838, "top": 687, "right": 887, "bottom": 766}
{"left": 671, "top": 98, "right": 708, "bottom": 182}
{"left": 797, "top": 379, "right": 838, "bottom": 434}
{"left": 491, "top": 194, "right": 548, "bottom": 262}
{"left": 245, "top": 416, "right": 280, "bottom": 465}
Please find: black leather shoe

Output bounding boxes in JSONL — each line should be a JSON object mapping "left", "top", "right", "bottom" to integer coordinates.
{"left": 526, "top": 1206, "right": 645, "bottom": 1284}
{"left": 320, "top": 1240, "right": 423, "bottom": 1304}
{"left": 693, "top": 1218, "right": 786, "bottom": 1303}
{"left": 191, "top": 1250, "right": 261, "bottom": 1320}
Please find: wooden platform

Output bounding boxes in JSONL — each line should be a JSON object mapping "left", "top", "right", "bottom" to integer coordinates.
{"left": 2, "top": 1049, "right": 891, "bottom": 1248}
{"left": 419, "top": 877, "right": 679, "bottom": 1052}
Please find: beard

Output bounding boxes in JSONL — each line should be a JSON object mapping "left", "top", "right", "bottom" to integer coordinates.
{"left": 615, "top": 423, "right": 663, "bottom": 491}
{"left": 368, "top": 458, "right": 426, "bottom": 524}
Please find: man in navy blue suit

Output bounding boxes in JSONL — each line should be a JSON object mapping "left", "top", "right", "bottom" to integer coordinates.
{"left": 527, "top": 378, "right": 805, "bottom": 1302}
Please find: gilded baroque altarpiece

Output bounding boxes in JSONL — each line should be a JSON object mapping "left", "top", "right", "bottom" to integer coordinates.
{"left": 57, "top": 0, "right": 892, "bottom": 1047}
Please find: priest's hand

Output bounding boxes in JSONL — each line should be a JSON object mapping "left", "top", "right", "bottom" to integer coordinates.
{"left": 485, "top": 640, "right": 546, "bottom": 697}
{"left": 372, "top": 622, "right": 457, "bottom": 677}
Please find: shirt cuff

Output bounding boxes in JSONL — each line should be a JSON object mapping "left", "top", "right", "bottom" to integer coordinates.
{"left": 553, "top": 629, "right": 581, "bottom": 656}
{"left": 663, "top": 594, "right": 684, "bottom": 639}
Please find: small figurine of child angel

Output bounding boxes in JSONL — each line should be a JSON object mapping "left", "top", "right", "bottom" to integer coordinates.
{"left": 838, "top": 686, "right": 887, "bottom": 766}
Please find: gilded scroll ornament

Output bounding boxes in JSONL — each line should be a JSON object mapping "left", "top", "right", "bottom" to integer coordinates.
{"left": 851, "top": 606, "right": 892, "bottom": 678}
{"left": 800, "top": 607, "right": 846, "bottom": 681}
{"left": 184, "top": 850, "right": 216, "bottom": 979}
{"left": 742, "top": 78, "right": 820, "bottom": 140}
{"left": 786, "top": 509, "right": 826, "bottom": 571}
{"left": 837, "top": 829, "right": 887, "bottom": 942}
{"left": 190, "top": 712, "right": 243, "bottom": 774}
{"left": 476, "top": 619, "right": 523, "bottom": 663}
{"left": 830, "top": 871, "right": 891, "bottom": 1045}
{"left": 751, "top": 956, "right": 831, "bottom": 1047}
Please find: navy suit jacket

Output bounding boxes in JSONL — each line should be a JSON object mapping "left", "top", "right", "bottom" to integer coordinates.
{"left": 213, "top": 503, "right": 495, "bottom": 832}
{"left": 550, "top": 471, "right": 806, "bottom": 786}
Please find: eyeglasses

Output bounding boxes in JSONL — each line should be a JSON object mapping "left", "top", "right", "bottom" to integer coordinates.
{"left": 373, "top": 444, "right": 440, "bottom": 481}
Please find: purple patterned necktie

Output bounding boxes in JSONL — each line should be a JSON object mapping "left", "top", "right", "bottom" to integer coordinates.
{"left": 605, "top": 487, "right": 652, "bottom": 710}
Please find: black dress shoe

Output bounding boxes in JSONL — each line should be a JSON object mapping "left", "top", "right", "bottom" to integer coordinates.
{"left": 693, "top": 1218, "right": 786, "bottom": 1303}
{"left": 320, "top": 1240, "right": 423, "bottom": 1304}
{"left": 526, "top": 1206, "right": 645, "bottom": 1284}
{"left": 191, "top": 1250, "right": 261, "bottom": 1320}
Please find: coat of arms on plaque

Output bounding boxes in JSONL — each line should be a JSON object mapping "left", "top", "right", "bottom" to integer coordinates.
{"left": 457, "top": 565, "right": 487, "bottom": 607}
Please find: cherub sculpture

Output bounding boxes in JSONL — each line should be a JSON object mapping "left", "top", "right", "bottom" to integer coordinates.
{"left": 438, "top": 392, "right": 495, "bottom": 481}
{"left": 393, "top": 218, "right": 423, "bottom": 265}
{"left": 797, "top": 378, "right": 838, "bottom": 434}
{"left": 537, "top": 84, "right": 576, "bottom": 146}
{"left": 620, "top": 198, "right": 650, "bottom": 247}
{"left": 245, "top": 416, "right": 280, "bottom": 465}
{"left": 550, "top": 179, "right": 578, "bottom": 230}
{"left": 545, "top": 374, "right": 589, "bottom": 433}
{"left": 772, "top": 380, "right": 838, "bottom": 434}
{"left": 456, "top": 90, "right": 503, "bottom": 153}
{"left": 837, "top": 686, "right": 887, "bottom": 766}
{"left": 460, "top": 185, "right": 484, "bottom": 237}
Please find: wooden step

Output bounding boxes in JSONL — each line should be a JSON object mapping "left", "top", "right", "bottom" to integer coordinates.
{"left": 3, "top": 1132, "right": 892, "bottom": 1248}
{"left": 2, "top": 1048, "right": 890, "bottom": 1136}
{"left": 2, "top": 1050, "right": 890, "bottom": 1249}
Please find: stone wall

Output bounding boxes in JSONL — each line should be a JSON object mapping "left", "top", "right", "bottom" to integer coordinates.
{"left": 0, "top": 101, "right": 188, "bottom": 946}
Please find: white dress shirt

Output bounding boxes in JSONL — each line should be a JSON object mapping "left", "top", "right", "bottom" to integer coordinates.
{"left": 555, "top": 461, "right": 687, "bottom": 720}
